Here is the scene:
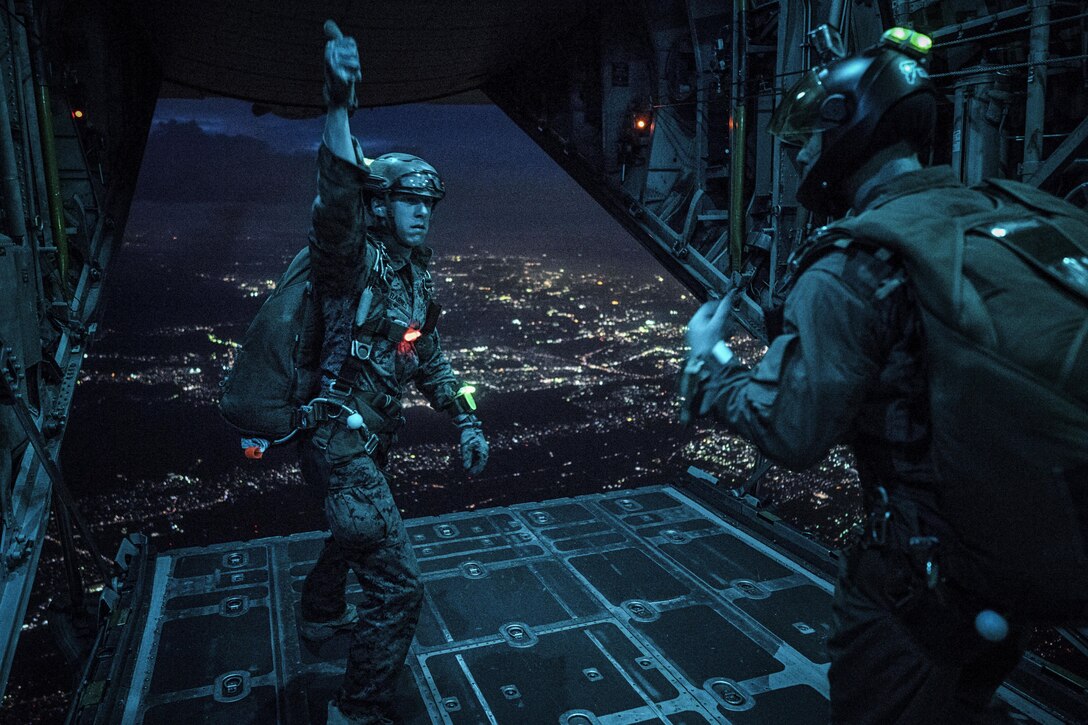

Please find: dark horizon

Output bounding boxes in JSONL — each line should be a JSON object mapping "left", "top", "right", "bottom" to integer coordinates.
{"left": 128, "top": 97, "right": 666, "bottom": 266}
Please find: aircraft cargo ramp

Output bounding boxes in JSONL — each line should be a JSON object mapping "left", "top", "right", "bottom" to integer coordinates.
{"left": 68, "top": 485, "right": 1071, "bottom": 724}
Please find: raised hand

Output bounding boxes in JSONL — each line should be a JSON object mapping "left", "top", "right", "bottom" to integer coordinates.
{"left": 323, "top": 20, "right": 361, "bottom": 109}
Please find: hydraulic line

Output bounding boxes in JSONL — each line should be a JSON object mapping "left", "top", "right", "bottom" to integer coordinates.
{"left": 730, "top": 106, "right": 746, "bottom": 275}
{"left": 25, "top": 2, "right": 70, "bottom": 296}
{"left": 729, "top": 0, "right": 747, "bottom": 275}
{"left": 35, "top": 86, "right": 67, "bottom": 283}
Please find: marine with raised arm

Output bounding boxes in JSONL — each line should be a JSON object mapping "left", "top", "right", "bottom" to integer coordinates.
{"left": 299, "top": 21, "right": 489, "bottom": 725}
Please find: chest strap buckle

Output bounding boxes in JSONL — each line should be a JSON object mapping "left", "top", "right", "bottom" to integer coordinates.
{"left": 328, "top": 379, "right": 353, "bottom": 398}
{"left": 361, "top": 430, "right": 380, "bottom": 456}
{"left": 351, "top": 340, "right": 372, "bottom": 361}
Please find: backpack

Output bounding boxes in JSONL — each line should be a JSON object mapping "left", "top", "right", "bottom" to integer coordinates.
{"left": 219, "top": 239, "right": 412, "bottom": 448}
{"left": 801, "top": 177, "right": 1088, "bottom": 620}
{"left": 219, "top": 247, "right": 324, "bottom": 441}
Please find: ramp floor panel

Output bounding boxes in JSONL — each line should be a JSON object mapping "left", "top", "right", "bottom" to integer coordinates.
{"left": 113, "top": 485, "right": 857, "bottom": 723}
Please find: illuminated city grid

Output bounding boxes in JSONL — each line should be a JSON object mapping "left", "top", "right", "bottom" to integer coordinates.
{"left": 72, "top": 247, "right": 864, "bottom": 551}
{"left": 6, "top": 236, "right": 867, "bottom": 718}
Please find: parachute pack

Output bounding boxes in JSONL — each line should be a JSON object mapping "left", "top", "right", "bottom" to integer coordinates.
{"left": 219, "top": 240, "right": 438, "bottom": 457}
{"left": 798, "top": 177, "right": 1088, "bottom": 620}
{"left": 219, "top": 247, "right": 326, "bottom": 443}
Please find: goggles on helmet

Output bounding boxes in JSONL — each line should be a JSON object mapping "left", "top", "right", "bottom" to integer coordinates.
{"left": 770, "top": 26, "right": 934, "bottom": 149}
{"left": 768, "top": 69, "right": 841, "bottom": 147}
{"left": 391, "top": 170, "right": 445, "bottom": 200}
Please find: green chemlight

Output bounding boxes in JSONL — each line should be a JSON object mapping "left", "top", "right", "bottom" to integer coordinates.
{"left": 882, "top": 27, "right": 932, "bottom": 55}
{"left": 911, "top": 33, "right": 933, "bottom": 51}
{"left": 458, "top": 385, "right": 477, "bottom": 411}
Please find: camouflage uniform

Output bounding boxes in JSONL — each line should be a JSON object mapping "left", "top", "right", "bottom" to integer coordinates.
{"left": 300, "top": 141, "right": 465, "bottom": 720}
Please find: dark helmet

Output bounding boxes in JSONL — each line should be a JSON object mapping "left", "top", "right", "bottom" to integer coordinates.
{"left": 367, "top": 152, "right": 445, "bottom": 201}
{"left": 770, "top": 27, "right": 939, "bottom": 215}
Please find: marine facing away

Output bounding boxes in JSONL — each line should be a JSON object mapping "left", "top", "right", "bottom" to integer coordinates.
{"left": 679, "top": 26, "right": 1088, "bottom": 724}
{"left": 298, "top": 20, "right": 489, "bottom": 725}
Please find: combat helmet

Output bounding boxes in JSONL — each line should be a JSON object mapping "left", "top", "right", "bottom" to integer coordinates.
{"left": 770, "top": 26, "right": 938, "bottom": 216}
{"left": 367, "top": 153, "right": 445, "bottom": 201}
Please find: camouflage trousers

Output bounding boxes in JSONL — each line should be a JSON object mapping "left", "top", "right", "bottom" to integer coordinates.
{"left": 300, "top": 444, "right": 424, "bottom": 720}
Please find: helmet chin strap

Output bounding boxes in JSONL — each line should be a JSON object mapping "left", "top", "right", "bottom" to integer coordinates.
{"left": 376, "top": 191, "right": 394, "bottom": 238}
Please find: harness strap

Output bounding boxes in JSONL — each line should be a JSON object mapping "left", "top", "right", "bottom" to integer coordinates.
{"left": 421, "top": 300, "right": 442, "bottom": 334}
{"left": 298, "top": 395, "right": 382, "bottom": 456}
{"left": 316, "top": 260, "right": 442, "bottom": 438}
{"left": 766, "top": 229, "right": 903, "bottom": 341}
{"left": 356, "top": 316, "right": 409, "bottom": 343}
{"left": 353, "top": 299, "right": 442, "bottom": 343}
{"left": 356, "top": 389, "right": 403, "bottom": 423}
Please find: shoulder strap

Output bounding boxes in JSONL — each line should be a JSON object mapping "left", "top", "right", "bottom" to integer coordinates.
{"left": 979, "top": 177, "right": 1088, "bottom": 223}
{"left": 787, "top": 225, "right": 890, "bottom": 279}
{"left": 356, "top": 239, "right": 380, "bottom": 290}
{"left": 765, "top": 228, "right": 890, "bottom": 340}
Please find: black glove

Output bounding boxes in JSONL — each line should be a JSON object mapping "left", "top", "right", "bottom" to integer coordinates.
{"left": 456, "top": 414, "right": 488, "bottom": 476}
{"left": 323, "top": 20, "right": 361, "bottom": 111}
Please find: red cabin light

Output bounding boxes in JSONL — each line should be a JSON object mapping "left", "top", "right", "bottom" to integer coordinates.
{"left": 403, "top": 328, "right": 422, "bottom": 343}
{"left": 72, "top": 109, "right": 84, "bottom": 119}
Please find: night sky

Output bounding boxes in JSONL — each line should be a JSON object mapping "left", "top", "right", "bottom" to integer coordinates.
{"left": 129, "top": 97, "right": 652, "bottom": 265}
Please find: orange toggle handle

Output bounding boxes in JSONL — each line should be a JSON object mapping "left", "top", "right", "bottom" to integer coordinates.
{"left": 245, "top": 447, "right": 264, "bottom": 460}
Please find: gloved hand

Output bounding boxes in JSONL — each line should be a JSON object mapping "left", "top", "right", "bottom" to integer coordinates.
{"left": 457, "top": 416, "right": 488, "bottom": 475}
{"left": 323, "top": 20, "right": 361, "bottom": 110}
{"left": 685, "top": 287, "right": 739, "bottom": 359}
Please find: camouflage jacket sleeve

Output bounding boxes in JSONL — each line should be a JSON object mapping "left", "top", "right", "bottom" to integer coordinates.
{"left": 309, "top": 139, "right": 370, "bottom": 296}
{"left": 696, "top": 250, "right": 901, "bottom": 470}
{"left": 413, "top": 330, "right": 465, "bottom": 417}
